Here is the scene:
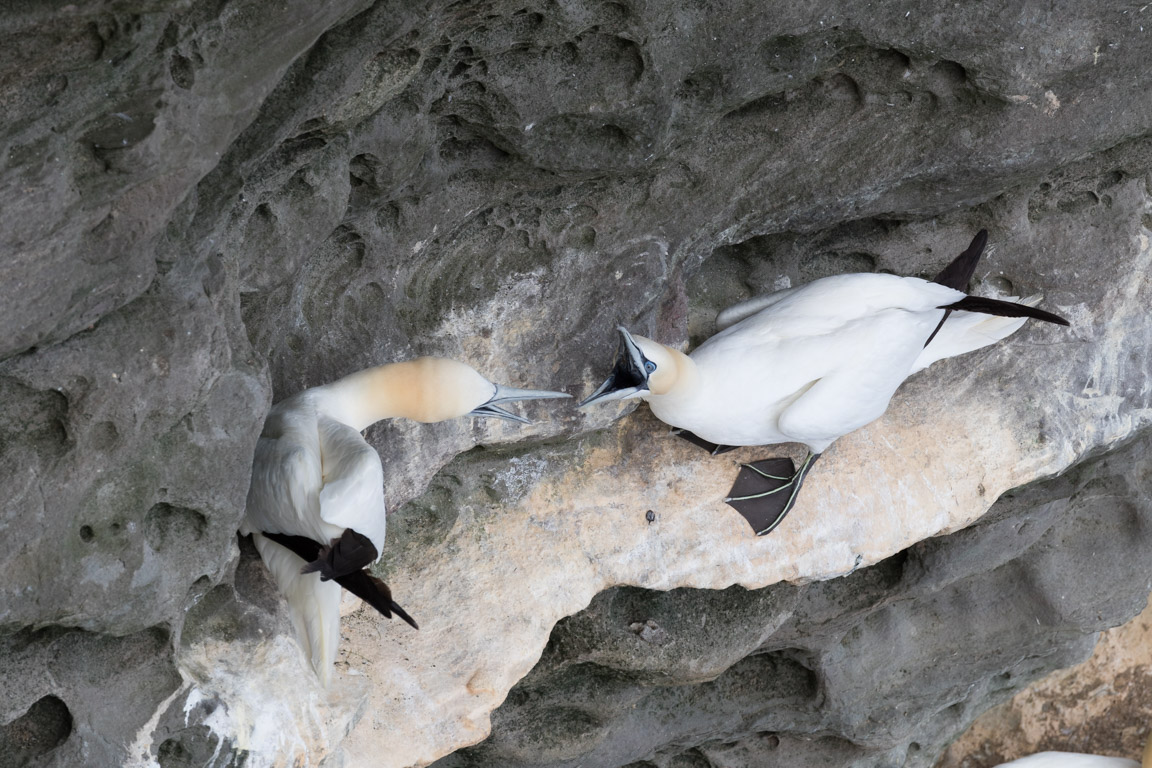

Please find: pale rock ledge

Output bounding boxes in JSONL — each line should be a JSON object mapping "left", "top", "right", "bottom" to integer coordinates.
{"left": 182, "top": 217, "right": 1152, "bottom": 767}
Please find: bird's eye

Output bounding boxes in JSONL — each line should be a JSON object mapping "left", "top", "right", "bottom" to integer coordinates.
{"left": 644, "top": 361, "right": 657, "bottom": 373}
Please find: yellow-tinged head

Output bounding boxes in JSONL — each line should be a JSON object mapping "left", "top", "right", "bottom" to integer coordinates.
{"left": 381, "top": 357, "right": 494, "bottom": 423}
{"left": 336, "top": 357, "right": 569, "bottom": 427}
{"left": 577, "top": 327, "right": 692, "bottom": 406}
{"left": 632, "top": 335, "right": 684, "bottom": 396}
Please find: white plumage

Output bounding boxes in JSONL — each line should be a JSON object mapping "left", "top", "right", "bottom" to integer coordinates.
{"left": 242, "top": 396, "right": 385, "bottom": 685}
{"left": 649, "top": 273, "right": 981, "bottom": 452}
{"left": 993, "top": 753, "right": 1140, "bottom": 768}
{"left": 241, "top": 358, "right": 567, "bottom": 685}
{"left": 580, "top": 231, "right": 1068, "bottom": 535}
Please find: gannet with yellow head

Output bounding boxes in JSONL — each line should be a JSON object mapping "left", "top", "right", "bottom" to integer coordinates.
{"left": 241, "top": 357, "right": 569, "bottom": 685}
{"left": 580, "top": 231, "right": 1069, "bottom": 536}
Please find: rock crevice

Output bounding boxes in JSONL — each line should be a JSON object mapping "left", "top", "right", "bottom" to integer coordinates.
{"left": 2, "top": 1, "right": 1152, "bottom": 766}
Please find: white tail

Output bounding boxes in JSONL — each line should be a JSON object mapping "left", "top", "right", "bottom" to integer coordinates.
{"left": 251, "top": 533, "right": 342, "bottom": 687}
{"left": 911, "top": 295, "right": 1042, "bottom": 374}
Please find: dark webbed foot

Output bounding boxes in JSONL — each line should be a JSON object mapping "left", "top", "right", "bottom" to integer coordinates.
{"left": 672, "top": 428, "right": 738, "bottom": 456}
{"left": 725, "top": 453, "right": 820, "bottom": 536}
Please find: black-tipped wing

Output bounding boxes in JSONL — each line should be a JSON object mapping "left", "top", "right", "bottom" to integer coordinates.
{"left": 932, "top": 229, "right": 987, "bottom": 290}
{"left": 261, "top": 531, "right": 322, "bottom": 562}
{"left": 939, "top": 295, "right": 1070, "bottom": 326}
{"left": 336, "top": 570, "right": 419, "bottom": 630}
{"left": 261, "top": 530, "right": 418, "bottom": 630}
{"left": 263, "top": 528, "right": 379, "bottom": 581}
{"left": 672, "top": 428, "right": 738, "bottom": 455}
{"left": 299, "top": 528, "right": 378, "bottom": 581}
{"left": 925, "top": 230, "right": 989, "bottom": 347}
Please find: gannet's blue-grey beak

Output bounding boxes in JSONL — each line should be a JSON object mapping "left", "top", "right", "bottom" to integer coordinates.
{"left": 577, "top": 326, "right": 651, "bottom": 408}
{"left": 471, "top": 384, "right": 571, "bottom": 424}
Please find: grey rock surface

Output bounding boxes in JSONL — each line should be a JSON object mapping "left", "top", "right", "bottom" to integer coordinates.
{"left": 0, "top": 0, "right": 1150, "bottom": 766}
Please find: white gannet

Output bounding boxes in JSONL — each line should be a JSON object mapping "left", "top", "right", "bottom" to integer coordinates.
{"left": 992, "top": 753, "right": 1142, "bottom": 767}
{"left": 241, "top": 357, "right": 569, "bottom": 684}
{"left": 579, "top": 230, "right": 1069, "bottom": 536}
{"left": 989, "top": 734, "right": 1152, "bottom": 767}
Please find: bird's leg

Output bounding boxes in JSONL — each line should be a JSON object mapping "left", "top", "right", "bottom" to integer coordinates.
{"left": 671, "top": 428, "right": 738, "bottom": 455}
{"left": 724, "top": 452, "right": 821, "bottom": 536}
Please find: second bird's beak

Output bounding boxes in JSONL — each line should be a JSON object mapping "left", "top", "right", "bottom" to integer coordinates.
{"left": 577, "top": 327, "right": 651, "bottom": 408}
{"left": 470, "top": 384, "right": 571, "bottom": 424}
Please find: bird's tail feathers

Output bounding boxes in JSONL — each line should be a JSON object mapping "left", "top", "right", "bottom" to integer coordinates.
{"left": 914, "top": 295, "right": 1052, "bottom": 373}
{"left": 252, "top": 533, "right": 342, "bottom": 687}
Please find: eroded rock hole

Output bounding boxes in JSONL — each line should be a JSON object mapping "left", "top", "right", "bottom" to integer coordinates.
{"left": 0, "top": 695, "right": 73, "bottom": 764}
{"left": 0, "top": 378, "right": 73, "bottom": 461}
{"left": 157, "top": 724, "right": 241, "bottom": 768}
{"left": 145, "top": 503, "right": 208, "bottom": 551}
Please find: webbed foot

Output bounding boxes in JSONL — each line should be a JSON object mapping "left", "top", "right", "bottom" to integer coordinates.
{"left": 725, "top": 453, "right": 820, "bottom": 536}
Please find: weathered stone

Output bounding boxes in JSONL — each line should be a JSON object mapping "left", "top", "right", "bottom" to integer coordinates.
{"left": 151, "top": 537, "right": 363, "bottom": 768}
{"left": 432, "top": 429, "right": 1152, "bottom": 768}
{"left": 938, "top": 593, "right": 1152, "bottom": 767}
{"left": 0, "top": 625, "right": 182, "bottom": 768}
{"left": 0, "top": 0, "right": 371, "bottom": 360}
{"left": 2, "top": 0, "right": 1152, "bottom": 766}
{"left": 0, "top": 278, "right": 266, "bottom": 633}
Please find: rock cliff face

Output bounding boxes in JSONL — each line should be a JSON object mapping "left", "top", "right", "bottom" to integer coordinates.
{"left": 938, "top": 591, "right": 1152, "bottom": 767}
{"left": 1, "top": 1, "right": 1151, "bottom": 767}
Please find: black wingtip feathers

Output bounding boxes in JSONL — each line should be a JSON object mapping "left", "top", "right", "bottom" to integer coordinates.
{"left": 932, "top": 229, "right": 988, "bottom": 290}
{"left": 390, "top": 601, "right": 420, "bottom": 630}
{"left": 939, "top": 295, "right": 1070, "bottom": 326}
{"left": 259, "top": 530, "right": 418, "bottom": 630}
{"left": 335, "top": 570, "right": 420, "bottom": 630}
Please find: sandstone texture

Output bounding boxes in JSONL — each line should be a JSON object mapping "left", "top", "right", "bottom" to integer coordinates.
{"left": 938, "top": 592, "right": 1152, "bottom": 767}
{"left": 429, "top": 431, "right": 1152, "bottom": 768}
{"left": 1, "top": 1, "right": 1151, "bottom": 767}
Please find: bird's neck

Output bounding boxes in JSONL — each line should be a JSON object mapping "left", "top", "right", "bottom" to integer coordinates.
{"left": 313, "top": 362, "right": 427, "bottom": 431}
{"left": 646, "top": 344, "right": 702, "bottom": 404}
